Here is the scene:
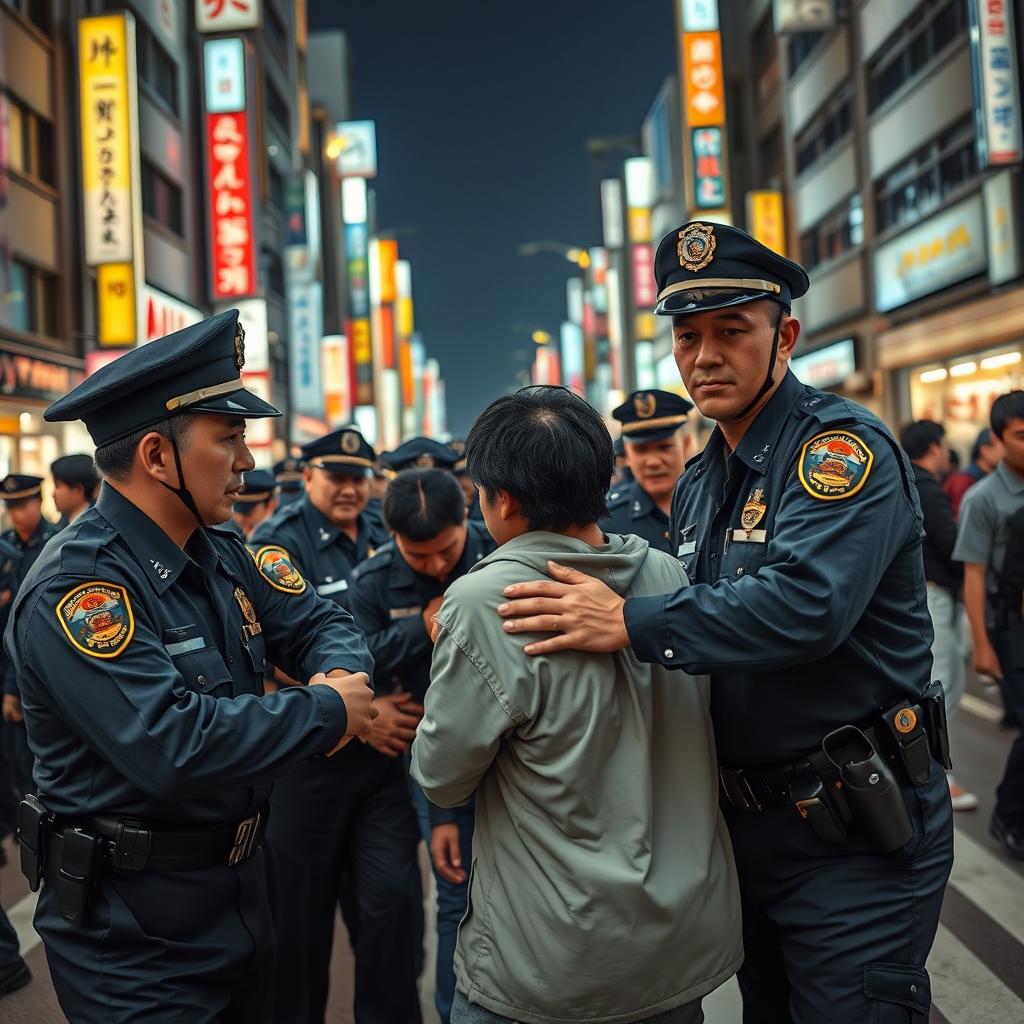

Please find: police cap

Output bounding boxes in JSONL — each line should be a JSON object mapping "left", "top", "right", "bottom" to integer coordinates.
{"left": 44, "top": 310, "right": 279, "bottom": 446}
{"left": 0, "top": 474, "right": 43, "bottom": 504}
{"left": 233, "top": 469, "right": 276, "bottom": 511}
{"left": 301, "top": 428, "right": 375, "bottom": 474}
{"left": 654, "top": 221, "right": 809, "bottom": 317}
{"left": 612, "top": 390, "right": 693, "bottom": 443}
{"left": 273, "top": 456, "right": 306, "bottom": 488}
{"left": 380, "top": 437, "right": 459, "bottom": 473}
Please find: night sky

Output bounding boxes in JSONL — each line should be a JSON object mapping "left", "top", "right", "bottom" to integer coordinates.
{"left": 308, "top": 0, "right": 677, "bottom": 435}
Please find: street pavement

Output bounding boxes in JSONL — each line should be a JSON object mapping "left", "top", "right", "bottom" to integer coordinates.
{"left": 2, "top": 674, "right": 1022, "bottom": 1023}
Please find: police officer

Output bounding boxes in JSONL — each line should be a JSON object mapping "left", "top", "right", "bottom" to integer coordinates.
{"left": 0, "top": 537, "right": 21, "bottom": 849}
{"left": 348, "top": 468, "right": 494, "bottom": 1024}
{"left": 497, "top": 223, "right": 954, "bottom": 1023}
{"left": 250, "top": 428, "right": 418, "bottom": 1024}
{"left": 601, "top": 390, "right": 692, "bottom": 554}
{"left": 0, "top": 476, "right": 58, "bottom": 807}
{"left": 274, "top": 455, "right": 306, "bottom": 506}
{"left": 4, "top": 310, "right": 377, "bottom": 1023}
{"left": 610, "top": 435, "right": 633, "bottom": 490}
{"left": 229, "top": 468, "right": 277, "bottom": 540}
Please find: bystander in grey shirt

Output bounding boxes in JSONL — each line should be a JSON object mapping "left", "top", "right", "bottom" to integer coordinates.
{"left": 953, "top": 461, "right": 1024, "bottom": 624}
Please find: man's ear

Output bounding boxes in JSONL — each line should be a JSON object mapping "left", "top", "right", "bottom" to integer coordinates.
{"left": 137, "top": 431, "right": 173, "bottom": 484}
{"left": 497, "top": 488, "right": 520, "bottom": 522}
{"left": 777, "top": 314, "right": 800, "bottom": 361}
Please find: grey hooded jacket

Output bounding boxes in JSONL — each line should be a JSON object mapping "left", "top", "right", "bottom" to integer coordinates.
{"left": 411, "top": 531, "right": 742, "bottom": 1024}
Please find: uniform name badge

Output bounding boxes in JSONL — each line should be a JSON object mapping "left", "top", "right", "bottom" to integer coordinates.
{"left": 390, "top": 606, "right": 422, "bottom": 619}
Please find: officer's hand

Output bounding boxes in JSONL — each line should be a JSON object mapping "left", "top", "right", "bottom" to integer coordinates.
{"left": 974, "top": 641, "right": 1004, "bottom": 682}
{"left": 310, "top": 671, "right": 378, "bottom": 755}
{"left": 2, "top": 694, "right": 22, "bottom": 723}
{"left": 366, "top": 692, "right": 424, "bottom": 758}
{"left": 498, "top": 561, "right": 630, "bottom": 656}
{"left": 422, "top": 596, "right": 444, "bottom": 637}
{"left": 430, "top": 823, "right": 467, "bottom": 884}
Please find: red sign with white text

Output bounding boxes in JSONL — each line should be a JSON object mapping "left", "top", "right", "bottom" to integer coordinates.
{"left": 205, "top": 111, "right": 256, "bottom": 299}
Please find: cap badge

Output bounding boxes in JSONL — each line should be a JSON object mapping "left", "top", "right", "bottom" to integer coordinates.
{"left": 678, "top": 223, "right": 716, "bottom": 272}
{"left": 741, "top": 488, "right": 767, "bottom": 537}
{"left": 234, "top": 321, "right": 246, "bottom": 370}
{"left": 634, "top": 393, "right": 657, "bottom": 419}
{"left": 414, "top": 454, "right": 436, "bottom": 468}
{"left": 341, "top": 432, "right": 361, "bottom": 455}
{"left": 3, "top": 479, "right": 16, "bottom": 492}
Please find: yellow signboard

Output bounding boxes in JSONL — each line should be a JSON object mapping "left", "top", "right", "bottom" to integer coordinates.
{"left": 97, "top": 263, "right": 137, "bottom": 347}
{"left": 79, "top": 14, "right": 139, "bottom": 266}
{"left": 746, "top": 191, "right": 787, "bottom": 257}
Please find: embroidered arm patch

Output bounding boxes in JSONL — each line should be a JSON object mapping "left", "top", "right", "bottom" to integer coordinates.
{"left": 797, "top": 430, "right": 874, "bottom": 501}
{"left": 56, "top": 582, "right": 135, "bottom": 659}
{"left": 254, "top": 545, "right": 307, "bottom": 594}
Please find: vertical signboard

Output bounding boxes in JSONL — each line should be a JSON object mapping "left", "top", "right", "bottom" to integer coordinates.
{"left": 322, "top": 335, "right": 351, "bottom": 428}
{"left": 79, "top": 13, "right": 144, "bottom": 346}
{"left": 746, "top": 190, "right": 787, "bottom": 255}
{"left": 202, "top": 37, "right": 257, "bottom": 300}
{"left": 196, "top": 0, "right": 261, "bottom": 32}
{"left": 692, "top": 127, "right": 725, "bottom": 209}
{"left": 969, "top": 0, "right": 1023, "bottom": 167}
{"left": 288, "top": 281, "right": 323, "bottom": 417}
{"left": 625, "top": 157, "right": 656, "bottom": 342}
{"left": 335, "top": 120, "right": 377, "bottom": 178}
{"left": 343, "top": 176, "right": 373, "bottom": 407}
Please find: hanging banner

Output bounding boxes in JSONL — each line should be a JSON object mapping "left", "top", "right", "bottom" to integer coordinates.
{"left": 322, "top": 335, "right": 351, "bottom": 427}
{"left": 288, "top": 281, "right": 323, "bottom": 418}
{"left": 683, "top": 32, "right": 725, "bottom": 128}
{"left": 969, "top": 0, "right": 1023, "bottom": 167}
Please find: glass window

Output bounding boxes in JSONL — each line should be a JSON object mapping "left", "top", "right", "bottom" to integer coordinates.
{"left": 788, "top": 30, "right": 826, "bottom": 76}
{"left": 265, "top": 77, "right": 290, "bottom": 139}
{"left": 799, "top": 195, "right": 862, "bottom": 271}
{"left": 0, "top": 259, "right": 57, "bottom": 336}
{"left": 136, "top": 21, "right": 179, "bottom": 116}
{"left": 3, "top": 0, "right": 50, "bottom": 34}
{"left": 3, "top": 93, "right": 55, "bottom": 185}
{"left": 874, "top": 118, "right": 977, "bottom": 233}
{"left": 267, "top": 164, "right": 285, "bottom": 213}
{"left": 794, "top": 88, "right": 853, "bottom": 175}
{"left": 6, "top": 98, "right": 25, "bottom": 174}
{"left": 142, "top": 161, "right": 184, "bottom": 236}
{"left": 867, "top": 0, "right": 967, "bottom": 111}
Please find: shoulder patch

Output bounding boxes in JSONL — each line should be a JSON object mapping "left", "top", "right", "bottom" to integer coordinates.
{"left": 254, "top": 545, "right": 307, "bottom": 594}
{"left": 798, "top": 430, "right": 874, "bottom": 502}
{"left": 56, "top": 582, "right": 135, "bottom": 659}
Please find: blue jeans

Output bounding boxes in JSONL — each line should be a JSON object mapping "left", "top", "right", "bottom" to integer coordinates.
{"left": 411, "top": 778, "right": 474, "bottom": 1024}
{"left": 451, "top": 990, "right": 704, "bottom": 1023}
{"left": 991, "top": 629, "right": 1024, "bottom": 825}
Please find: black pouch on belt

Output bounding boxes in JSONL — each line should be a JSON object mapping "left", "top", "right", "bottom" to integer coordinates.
{"left": 822, "top": 726, "right": 913, "bottom": 854}
{"left": 57, "top": 828, "right": 104, "bottom": 923}
{"left": 16, "top": 794, "right": 51, "bottom": 892}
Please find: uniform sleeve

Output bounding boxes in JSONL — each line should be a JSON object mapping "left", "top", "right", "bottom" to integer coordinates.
{"left": 952, "top": 489, "right": 995, "bottom": 567}
{"left": 8, "top": 578, "right": 350, "bottom": 802}
{"left": 242, "top": 549, "right": 373, "bottom": 683}
{"left": 347, "top": 567, "right": 432, "bottom": 678}
{"left": 410, "top": 612, "right": 517, "bottom": 808}
{"left": 625, "top": 426, "right": 923, "bottom": 673}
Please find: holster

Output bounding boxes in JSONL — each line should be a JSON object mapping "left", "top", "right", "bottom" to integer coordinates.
{"left": 16, "top": 794, "right": 51, "bottom": 892}
{"left": 56, "top": 828, "right": 104, "bottom": 923}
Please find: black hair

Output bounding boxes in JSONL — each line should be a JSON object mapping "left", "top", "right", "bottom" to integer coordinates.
{"left": 384, "top": 469, "right": 466, "bottom": 541}
{"left": 466, "top": 385, "right": 612, "bottom": 531}
{"left": 93, "top": 413, "right": 196, "bottom": 481}
{"left": 899, "top": 420, "right": 945, "bottom": 461}
{"left": 51, "top": 457, "right": 99, "bottom": 502}
{"left": 991, "top": 391, "right": 1024, "bottom": 440}
{"left": 971, "top": 428, "right": 994, "bottom": 464}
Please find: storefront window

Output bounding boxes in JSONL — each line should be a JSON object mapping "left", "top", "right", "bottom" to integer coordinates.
{"left": 908, "top": 345, "right": 1024, "bottom": 459}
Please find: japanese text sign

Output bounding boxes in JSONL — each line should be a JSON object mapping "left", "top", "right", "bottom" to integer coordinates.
{"left": 196, "top": 0, "right": 261, "bottom": 33}
{"left": 970, "top": 0, "right": 1023, "bottom": 166}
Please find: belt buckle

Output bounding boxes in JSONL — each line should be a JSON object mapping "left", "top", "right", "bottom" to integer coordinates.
{"left": 719, "top": 767, "right": 763, "bottom": 812}
{"left": 228, "top": 810, "right": 262, "bottom": 867}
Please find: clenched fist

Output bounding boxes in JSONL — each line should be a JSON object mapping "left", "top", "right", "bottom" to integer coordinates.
{"left": 310, "top": 671, "right": 378, "bottom": 755}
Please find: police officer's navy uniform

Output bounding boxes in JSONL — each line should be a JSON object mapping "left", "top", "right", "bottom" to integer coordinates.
{"left": 348, "top": 519, "right": 495, "bottom": 1024}
{"left": 4, "top": 311, "right": 372, "bottom": 1023}
{"left": 622, "top": 223, "right": 953, "bottom": 1023}
{"left": 600, "top": 391, "right": 691, "bottom": 555}
{"left": 251, "top": 428, "right": 422, "bottom": 1024}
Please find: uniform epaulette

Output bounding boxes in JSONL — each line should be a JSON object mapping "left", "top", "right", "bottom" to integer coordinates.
{"left": 606, "top": 488, "right": 632, "bottom": 509}
{"left": 54, "top": 517, "right": 119, "bottom": 578}
{"left": 354, "top": 542, "right": 395, "bottom": 578}
{"left": 796, "top": 389, "right": 859, "bottom": 427}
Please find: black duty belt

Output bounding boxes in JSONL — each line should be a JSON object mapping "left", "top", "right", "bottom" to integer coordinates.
{"left": 720, "top": 722, "right": 896, "bottom": 813}
{"left": 47, "top": 806, "right": 267, "bottom": 873}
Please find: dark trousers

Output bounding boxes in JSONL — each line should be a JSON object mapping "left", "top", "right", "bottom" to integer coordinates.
{"left": 411, "top": 779, "right": 475, "bottom": 1024}
{"left": 266, "top": 741, "right": 423, "bottom": 1024}
{"left": 36, "top": 848, "right": 275, "bottom": 1023}
{"left": 991, "top": 628, "right": 1024, "bottom": 826}
{"left": 0, "top": 904, "right": 19, "bottom": 968}
{"left": 0, "top": 720, "right": 32, "bottom": 838}
{"left": 727, "top": 763, "right": 952, "bottom": 1024}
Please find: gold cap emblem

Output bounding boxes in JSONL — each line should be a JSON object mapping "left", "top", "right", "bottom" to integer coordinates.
{"left": 3, "top": 478, "right": 16, "bottom": 492}
{"left": 634, "top": 393, "right": 657, "bottom": 419}
{"left": 677, "top": 223, "right": 716, "bottom": 272}
{"left": 414, "top": 453, "right": 436, "bottom": 468}
{"left": 234, "top": 321, "right": 246, "bottom": 370}
{"left": 341, "top": 431, "right": 361, "bottom": 455}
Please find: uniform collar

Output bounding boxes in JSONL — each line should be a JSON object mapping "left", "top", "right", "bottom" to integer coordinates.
{"left": 17, "top": 517, "right": 53, "bottom": 549}
{"left": 732, "top": 369, "right": 803, "bottom": 475}
{"left": 997, "top": 460, "right": 1024, "bottom": 495}
{"left": 389, "top": 522, "right": 487, "bottom": 590}
{"left": 299, "top": 496, "right": 370, "bottom": 550}
{"left": 629, "top": 482, "right": 658, "bottom": 520}
{"left": 96, "top": 484, "right": 193, "bottom": 594}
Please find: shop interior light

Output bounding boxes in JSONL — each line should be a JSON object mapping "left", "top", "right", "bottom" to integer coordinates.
{"left": 949, "top": 361, "right": 978, "bottom": 377}
{"left": 980, "top": 351, "right": 1023, "bottom": 370}
{"left": 532, "top": 330, "right": 551, "bottom": 345}
{"left": 919, "top": 368, "right": 948, "bottom": 383}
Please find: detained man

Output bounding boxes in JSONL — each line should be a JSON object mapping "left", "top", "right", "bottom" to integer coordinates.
{"left": 412, "top": 385, "right": 741, "bottom": 1024}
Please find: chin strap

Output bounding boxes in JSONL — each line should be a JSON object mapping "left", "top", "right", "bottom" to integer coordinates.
{"left": 157, "top": 436, "right": 206, "bottom": 529}
{"left": 734, "top": 304, "right": 785, "bottom": 422}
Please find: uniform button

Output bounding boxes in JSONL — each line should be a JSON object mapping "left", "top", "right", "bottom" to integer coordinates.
{"left": 197, "top": 675, "right": 207, "bottom": 687}
{"left": 227, "top": 654, "right": 234, "bottom": 664}
{"left": 664, "top": 648, "right": 674, "bottom": 659}
{"left": 736, "top": 567, "right": 744, "bottom": 576}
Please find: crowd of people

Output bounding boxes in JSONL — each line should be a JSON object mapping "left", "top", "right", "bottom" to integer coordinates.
{"left": 0, "top": 221, "right": 1013, "bottom": 1024}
